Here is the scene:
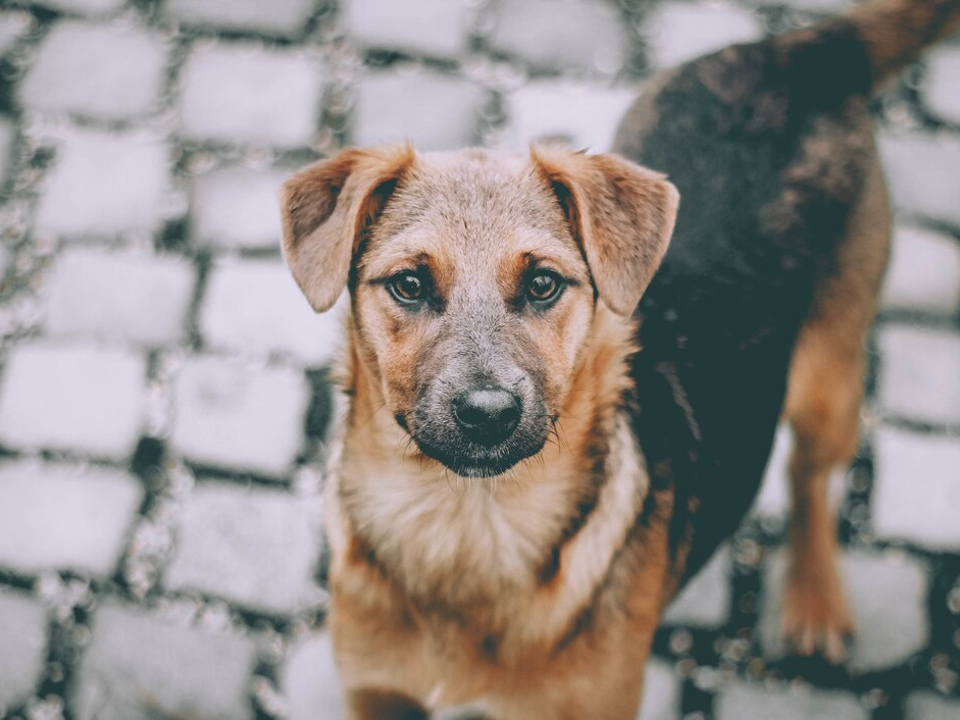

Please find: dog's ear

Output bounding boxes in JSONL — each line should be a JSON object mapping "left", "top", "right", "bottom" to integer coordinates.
{"left": 530, "top": 145, "right": 679, "bottom": 316}
{"left": 280, "top": 145, "right": 417, "bottom": 312}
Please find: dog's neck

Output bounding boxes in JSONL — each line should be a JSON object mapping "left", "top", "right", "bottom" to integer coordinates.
{"left": 326, "top": 306, "right": 649, "bottom": 642}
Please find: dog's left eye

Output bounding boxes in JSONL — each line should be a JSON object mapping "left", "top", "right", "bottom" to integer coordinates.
{"left": 526, "top": 272, "right": 563, "bottom": 304}
{"left": 388, "top": 272, "right": 424, "bottom": 303}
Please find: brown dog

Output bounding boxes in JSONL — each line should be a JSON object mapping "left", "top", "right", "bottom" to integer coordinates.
{"left": 280, "top": 1, "right": 960, "bottom": 718}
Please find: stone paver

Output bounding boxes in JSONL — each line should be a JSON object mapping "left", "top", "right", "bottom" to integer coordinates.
{"left": 499, "top": 81, "right": 635, "bottom": 153}
{"left": 486, "top": 0, "right": 626, "bottom": 74}
{"left": 716, "top": 682, "right": 867, "bottom": 720}
{"left": 873, "top": 427, "right": 960, "bottom": 550}
{"left": 44, "top": 247, "right": 195, "bottom": 347}
{"left": 904, "top": 691, "right": 960, "bottom": 720}
{"left": 0, "top": 116, "right": 13, "bottom": 187}
{"left": 32, "top": 0, "right": 125, "bottom": 16}
{"left": 636, "top": 659, "right": 679, "bottom": 720}
{"left": 164, "top": 0, "right": 317, "bottom": 36}
{"left": 664, "top": 545, "right": 731, "bottom": 628}
{"left": 34, "top": 129, "right": 170, "bottom": 239}
{"left": 877, "top": 325, "right": 960, "bottom": 426}
{"left": 0, "top": 342, "right": 146, "bottom": 459}
{"left": 343, "top": 0, "right": 470, "bottom": 60}
{"left": 752, "top": 424, "right": 792, "bottom": 518}
{"left": 74, "top": 601, "right": 256, "bottom": 720}
{"left": 878, "top": 132, "right": 960, "bottom": 227}
{"left": 178, "top": 43, "right": 323, "bottom": 148}
{"left": 760, "top": 550, "right": 929, "bottom": 672}
{"left": 170, "top": 356, "right": 310, "bottom": 476}
{"left": 352, "top": 68, "right": 486, "bottom": 151}
{"left": 0, "top": 460, "right": 143, "bottom": 576}
{"left": 191, "top": 166, "right": 287, "bottom": 250}
{"left": 923, "top": 47, "right": 960, "bottom": 125}
{"left": 164, "top": 482, "right": 323, "bottom": 614}
{"left": 282, "top": 631, "right": 344, "bottom": 720}
{"left": 0, "top": 587, "right": 47, "bottom": 712}
{"left": 200, "top": 258, "right": 340, "bottom": 366}
{"left": 0, "top": 12, "right": 30, "bottom": 57}
{"left": 644, "top": 1, "right": 764, "bottom": 69}
{"left": 881, "top": 225, "right": 960, "bottom": 315}
{"left": 20, "top": 21, "right": 167, "bottom": 121}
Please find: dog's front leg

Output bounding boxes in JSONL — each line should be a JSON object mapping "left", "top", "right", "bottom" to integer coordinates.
{"left": 346, "top": 687, "right": 429, "bottom": 720}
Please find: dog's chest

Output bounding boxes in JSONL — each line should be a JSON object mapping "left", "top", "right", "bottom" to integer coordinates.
{"left": 340, "top": 456, "right": 576, "bottom": 597}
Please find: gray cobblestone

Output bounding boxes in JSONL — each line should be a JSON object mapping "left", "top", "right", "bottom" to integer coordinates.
{"left": 343, "top": 0, "right": 470, "bottom": 60}
{"left": 486, "top": 0, "right": 626, "bottom": 74}
{"left": 752, "top": 424, "right": 791, "bottom": 518}
{"left": 743, "top": 0, "right": 854, "bottom": 9}
{"left": 873, "top": 427, "right": 960, "bottom": 550}
{"left": 34, "top": 129, "right": 170, "bottom": 240}
{"left": 20, "top": 21, "right": 167, "bottom": 121}
{"left": 0, "top": 460, "right": 143, "bottom": 575}
{"left": 32, "top": 0, "right": 125, "bottom": 17}
{"left": 663, "top": 545, "right": 731, "bottom": 628}
{"left": 637, "top": 659, "right": 679, "bottom": 720}
{"left": 200, "top": 258, "right": 340, "bottom": 366}
{"left": 0, "top": 587, "right": 47, "bottom": 713}
{"left": 164, "top": 482, "right": 323, "bottom": 614}
{"left": 44, "top": 247, "right": 195, "bottom": 347}
{"left": 878, "top": 132, "right": 960, "bottom": 227}
{"left": 877, "top": 325, "right": 960, "bottom": 426}
{"left": 164, "top": 0, "right": 317, "bottom": 36}
{"left": 74, "top": 601, "right": 257, "bottom": 720}
{"left": 881, "top": 225, "right": 960, "bottom": 315}
{"left": 904, "top": 691, "right": 960, "bottom": 720}
{"left": 0, "top": 12, "right": 30, "bottom": 58}
{"left": 169, "top": 355, "right": 310, "bottom": 476}
{"left": 191, "top": 166, "right": 287, "bottom": 250}
{"left": 0, "top": 116, "right": 13, "bottom": 187}
{"left": 498, "top": 81, "right": 635, "bottom": 153}
{"left": 282, "top": 630, "right": 343, "bottom": 720}
{"left": 923, "top": 47, "right": 960, "bottom": 125}
{"left": 716, "top": 681, "right": 867, "bottom": 720}
{"left": 644, "top": 1, "right": 764, "bottom": 70}
{"left": 178, "top": 43, "right": 323, "bottom": 148}
{"left": 0, "top": 342, "right": 146, "bottom": 459}
{"left": 760, "top": 550, "right": 929, "bottom": 672}
{"left": 352, "top": 68, "right": 486, "bottom": 151}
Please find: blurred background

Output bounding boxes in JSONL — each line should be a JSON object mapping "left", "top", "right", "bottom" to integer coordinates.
{"left": 0, "top": 0, "right": 958, "bottom": 718}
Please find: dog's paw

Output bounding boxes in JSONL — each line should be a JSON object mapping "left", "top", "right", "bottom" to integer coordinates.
{"left": 780, "top": 566, "right": 854, "bottom": 664}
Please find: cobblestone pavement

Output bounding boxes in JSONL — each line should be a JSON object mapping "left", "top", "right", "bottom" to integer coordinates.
{"left": 0, "top": 0, "right": 958, "bottom": 719}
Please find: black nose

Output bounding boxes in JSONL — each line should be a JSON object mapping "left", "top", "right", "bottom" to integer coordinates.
{"left": 451, "top": 386, "right": 521, "bottom": 446}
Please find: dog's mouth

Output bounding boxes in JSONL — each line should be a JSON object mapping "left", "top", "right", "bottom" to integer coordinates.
{"left": 411, "top": 436, "right": 545, "bottom": 478}
{"left": 401, "top": 409, "right": 548, "bottom": 478}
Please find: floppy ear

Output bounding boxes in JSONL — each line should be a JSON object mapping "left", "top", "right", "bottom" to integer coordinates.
{"left": 530, "top": 145, "right": 679, "bottom": 316}
{"left": 280, "top": 144, "right": 417, "bottom": 312}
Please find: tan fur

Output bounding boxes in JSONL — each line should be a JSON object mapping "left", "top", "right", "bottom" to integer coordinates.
{"left": 530, "top": 146, "right": 680, "bottom": 316}
{"left": 780, "top": 122, "right": 891, "bottom": 661}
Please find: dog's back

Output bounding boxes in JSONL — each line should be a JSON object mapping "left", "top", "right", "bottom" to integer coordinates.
{"left": 617, "top": 0, "right": 960, "bottom": 579}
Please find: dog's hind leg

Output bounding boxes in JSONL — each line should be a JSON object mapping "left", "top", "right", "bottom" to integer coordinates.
{"left": 780, "top": 144, "right": 890, "bottom": 663}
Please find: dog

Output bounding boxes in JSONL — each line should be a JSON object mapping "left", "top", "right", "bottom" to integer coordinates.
{"left": 279, "top": 1, "right": 960, "bottom": 717}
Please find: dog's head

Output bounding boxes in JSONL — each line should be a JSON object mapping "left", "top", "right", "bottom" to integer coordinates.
{"left": 281, "top": 145, "right": 678, "bottom": 478}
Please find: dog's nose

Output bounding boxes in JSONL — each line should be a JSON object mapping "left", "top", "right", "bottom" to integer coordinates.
{"left": 451, "top": 386, "right": 521, "bottom": 446}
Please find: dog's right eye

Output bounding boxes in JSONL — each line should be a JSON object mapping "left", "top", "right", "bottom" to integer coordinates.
{"left": 388, "top": 272, "right": 423, "bottom": 303}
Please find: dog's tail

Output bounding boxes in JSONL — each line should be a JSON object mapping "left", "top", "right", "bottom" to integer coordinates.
{"left": 774, "top": 0, "right": 960, "bottom": 92}
{"left": 846, "top": 0, "right": 960, "bottom": 87}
